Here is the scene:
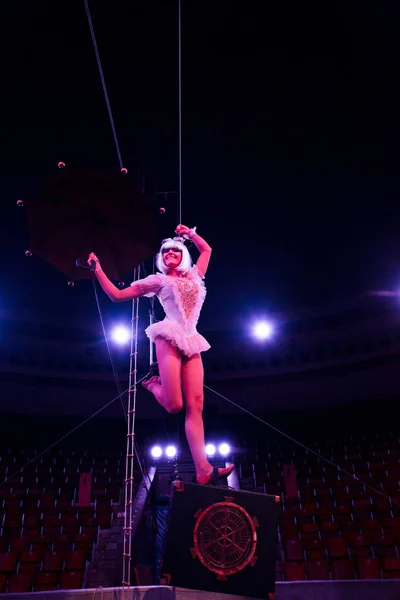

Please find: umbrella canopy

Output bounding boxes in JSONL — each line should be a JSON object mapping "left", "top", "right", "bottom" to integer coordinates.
{"left": 24, "top": 167, "right": 158, "bottom": 281}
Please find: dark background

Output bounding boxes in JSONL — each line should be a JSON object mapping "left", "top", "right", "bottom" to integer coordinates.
{"left": 1, "top": 0, "right": 400, "bottom": 330}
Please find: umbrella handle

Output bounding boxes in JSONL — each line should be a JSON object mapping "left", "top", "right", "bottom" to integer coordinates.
{"left": 76, "top": 259, "right": 96, "bottom": 271}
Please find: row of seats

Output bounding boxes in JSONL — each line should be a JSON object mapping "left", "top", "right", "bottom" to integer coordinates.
{"left": 277, "top": 556, "right": 400, "bottom": 581}
{"left": 0, "top": 570, "right": 84, "bottom": 593}
{"left": 0, "top": 531, "right": 97, "bottom": 554}
{"left": 0, "top": 548, "right": 88, "bottom": 572}
{"left": 0, "top": 486, "right": 120, "bottom": 503}
{"left": 0, "top": 546, "right": 89, "bottom": 591}
{"left": 282, "top": 535, "right": 400, "bottom": 560}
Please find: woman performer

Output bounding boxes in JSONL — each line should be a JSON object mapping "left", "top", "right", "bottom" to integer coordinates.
{"left": 88, "top": 224, "right": 234, "bottom": 485}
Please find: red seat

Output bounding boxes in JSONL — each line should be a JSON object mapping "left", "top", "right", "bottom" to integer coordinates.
{"left": 283, "top": 562, "right": 306, "bottom": 581}
{"left": 331, "top": 558, "right": 355, "bottom": 580}
{"left": 372, "top": 532, "right": 397, "bottom": 558}
{"left": 42, "top": 550, "right": 64, "bottom": 572}
{"left": 314, "top": 505, "right": 334, "bottom": 520}
{"left": 10, "top": 535, "right": 31, "bottom": 553}
{"left": 382, "top": 516, "right": 400, "bottom": 530}
{"left": 61, "top": 515, "right": 79, "bottom": 534}
{"left": 303, "top": 537, "right": 326, "bottom": 561}
{"left": 74, "top": 532, "right": 93, "bottom": 554}
{"left": 19, "top": 549, "right": 43, "bottom": 576}
{"left": 331, "top": 504, "right": 351, "bottom": 518}
{"left": 314, "top": 489, "right": 333, "bottom": 503}
{"left": 299, "top": 522, "right": 319, "bottom": 538}
{"left": 327, "top": 537, "right": 349, "bottom": 559}
{"left": 356, "top": 517, "right": 382, "bottom": 532}
{"left": 352, "top": 499, "right": 372, "bottom": 515}
{"left": 34, "top": 571, "right": 59, "bottom": 591}
{"left": 307, "top": 560, "right": 330, "bottom": 580}
{"left": 53, "top": 532, "right": 74, "bottom": 553}
{"left": 296, "top": 507, "right": 315, "bottom": 524}
{"left": 0, "top": 574, "right": 6, "bottom": 593}
{"left": 357, "top": 558, "right": 382, "bottom": 580}
{"left": 280, "top": 521, "right": 299, "bottom": 540}
{"left": 344, "top": 533, "right": 372, "bottom": 558}
{"left": 23, "top": 514, "right": 41, "bottom": 530}
{"left": 2, "top": 515, "right": 22, "bottom": 537}
{"left": 59, "top": 570, "right": 84, "bottom": 590}
{"left": 332, "top": 489, "right": 352, "bottom": 503}
{"left": 42, "top": 526, "right": 62, "bottom": 541}
{"left": 30, "top": 533, "right": 52, "bottom": 554}
{"left": 0, "top": 551, "right": 18, "bottom": 574}
{"left": 42, "top": 515, "right": 61, "bottom": 529}
{"left": 8, "top": 573, "right": 32, "bottom": 593}
{"left": 383, "top": 557, "right": 400, "bottom": 579}
{"left": 64, "top": 549, "right": 87, "bottom": 570}
{"left": 77, "top": 514, "right": 97, "bottom": 528}
{"left": 320, "top": 521, "right": 339, "bottom": 537}
{"left": 373, "top": 497, "right": 391, "bottom": 515}
{"left": 280, "top": 507, "right": 299, "bottom": 520}
{"left": 284, "top": 539, "right": 304, "bottom": 561}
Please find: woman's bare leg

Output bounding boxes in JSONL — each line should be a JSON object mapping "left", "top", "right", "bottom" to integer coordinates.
{"left": 181, "top": 353, "right": 212, "bottom": 478}
{"left": 143, "top": 337, "right": 183, "bottom": 414}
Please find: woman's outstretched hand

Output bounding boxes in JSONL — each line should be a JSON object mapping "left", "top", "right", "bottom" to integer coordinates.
{"left": 175, "top": 224, "right": 191, "bottom": 237}
{"left": 88, "top": 252, "right": 101, "bottom": 271}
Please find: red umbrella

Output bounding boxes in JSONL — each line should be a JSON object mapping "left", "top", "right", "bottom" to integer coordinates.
{"left": 23, "top": 167, "right": 158, "bottom": 281}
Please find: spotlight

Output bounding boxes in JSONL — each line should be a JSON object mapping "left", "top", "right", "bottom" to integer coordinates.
{"left": 253, "top": 321, "right": 273, "bottom": 340}
{"left": 205, "top": 443, "right": 216, "bottom": 457}
{"left": 218, "top": 443, "right": 231, "bottom": 456}
{"left": 150, "top": 446, "right": 162, "bottom": 459}
{"left": 165, "top": 445, "right": 177, "bottom": 458}
{"left": 111, "top": 325, "right": 130, "bottom": 345}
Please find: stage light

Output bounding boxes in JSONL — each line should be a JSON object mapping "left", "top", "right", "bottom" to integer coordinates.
{"left": 111, "top": 325, "right": 130, "bottom": 345}
{"left": 165, "top": 445, "right": 177, "bottom": 458}
{"left": 218, "top": 443, "right": 231, "bottom": 456}
{"left": 205, "top": 443, "right": 216, "bottom": 457}
{"left": 150, "top": 445, "right": 162, "bottom": 459}
{"left": 253, "top": 321, "right": 273, "bottom": 340}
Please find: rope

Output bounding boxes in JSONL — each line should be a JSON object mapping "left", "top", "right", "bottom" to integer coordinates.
{"left": 204, "top": 384, "right": 400, "bottom": 507}
{"left": 177, "top": 0, "right": 182, "bottom": 223}
{"left": 84, "top": 0, "right": 123, "bottom": 169}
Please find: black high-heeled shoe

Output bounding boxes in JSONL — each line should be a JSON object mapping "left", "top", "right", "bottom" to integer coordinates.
{"left": 196, "top": 464, "right": 235, "bottom": 486}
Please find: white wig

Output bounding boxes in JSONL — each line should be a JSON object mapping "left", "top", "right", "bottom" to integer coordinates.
{"left": 156, "top": 237, "right": 192, "bottom": 275}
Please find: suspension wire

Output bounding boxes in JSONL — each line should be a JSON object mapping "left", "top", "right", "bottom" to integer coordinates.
{"left": 203, "top": 384, "right": 400, "bottom": 507}
{"left": 177, "top": 0, "right": 182, "bottom": 224}
{"left": 84, "top": 0, "right": 123, "bottom": 169}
